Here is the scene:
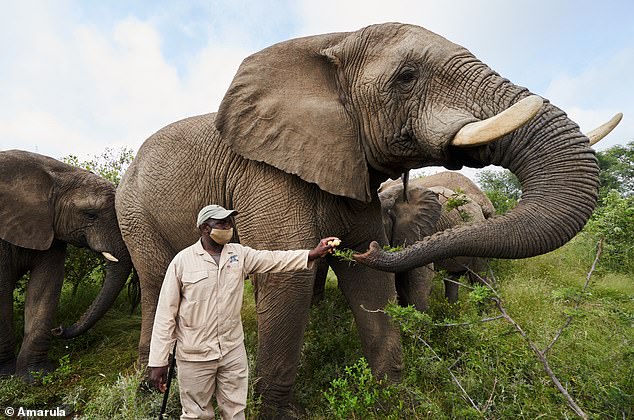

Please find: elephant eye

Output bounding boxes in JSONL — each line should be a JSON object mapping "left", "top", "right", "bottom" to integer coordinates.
{"left": 84, "top": 211, "right": 98, "bottom": 221}
{"left": 395, "top": 68, "right": 417, "bottom": 88}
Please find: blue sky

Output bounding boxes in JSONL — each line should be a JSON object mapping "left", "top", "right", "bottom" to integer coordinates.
{"left": 2, "top": 0, "right": 633, "bottom": 173}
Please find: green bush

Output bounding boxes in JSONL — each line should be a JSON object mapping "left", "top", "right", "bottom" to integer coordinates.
{"left": 80, "top": 369, "right": 179, "bottom": 419}
{"left": 476, "top": 169, "right": 521, "bottom": 214}
{"left": 324, "top": 358, "right": 403, "bottom": 419}
{"left": 585, "top": 190, "right": 634, "bottom": 273}
{"left": 5, "top": 236, "right": 632, "bottom": 418}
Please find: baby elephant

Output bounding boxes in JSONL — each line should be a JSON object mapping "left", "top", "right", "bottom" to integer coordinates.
{"left": 379, "top": 172, "right": 493, "bottom": 307}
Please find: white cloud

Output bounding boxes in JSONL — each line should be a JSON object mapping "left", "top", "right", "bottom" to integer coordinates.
{"left": 0, "top": 6, "right": 250, "bottom": 160}
{"left": 1, "top": 0, "right": 632, "bottom": 166}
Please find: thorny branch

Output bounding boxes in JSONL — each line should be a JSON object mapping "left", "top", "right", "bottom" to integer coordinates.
{"left": 543, "top": 239, "right": 603, "bottom": 355}
{"left": 361, "top": 305, "right": 483, "bottom": 414}
{"left": 492, "top": 297, "right": 588, "bottom": 419}
{"left": 465, "top": 241, "right": 603, "bottom": 419}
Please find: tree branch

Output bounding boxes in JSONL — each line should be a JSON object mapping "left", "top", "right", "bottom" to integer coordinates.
{"left": 492, "top": 298, "right": 588, "bottom": 419}
{"left": 543, "top": 240, "right": 603, "bottom": 355}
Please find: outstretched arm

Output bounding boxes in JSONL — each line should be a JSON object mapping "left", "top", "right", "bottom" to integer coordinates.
{"left": 243, "top": 237, "right": 341, "bottom": 274}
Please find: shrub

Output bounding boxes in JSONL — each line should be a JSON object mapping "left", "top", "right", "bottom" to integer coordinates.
{"left": 324, "top": 358, "right": 403, "bottom": 419}
{"left": 585, "top": 190, "right": 634, "bottom": 273}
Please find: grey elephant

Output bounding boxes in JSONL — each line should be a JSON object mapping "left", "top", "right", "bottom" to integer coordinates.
{"left": 379, "top": 173, "right": 492, "bottom": 307}
{"left": 115, "top": 23, "right": 601, "bottom": 413}
{"left": 0, "top": 150, "right": 133, "bottom": 381}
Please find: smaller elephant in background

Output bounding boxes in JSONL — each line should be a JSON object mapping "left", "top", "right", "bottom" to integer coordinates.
{"left": 379, "top": 172, "right": 493, "bottom": 306}
{"left": 0, "top": 150, "right": 133, "bottom": 381}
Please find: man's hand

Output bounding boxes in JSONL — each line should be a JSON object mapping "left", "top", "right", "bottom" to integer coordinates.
{"left": 309, "top": 237, "right": 341, "bottom": 261}
{"left": 149, "top": 365, "right": 169, "bottom": 393}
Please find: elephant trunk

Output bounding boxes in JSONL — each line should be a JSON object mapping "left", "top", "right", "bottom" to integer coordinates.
{"left": 356, "top": 87, "right": 600, "bottom": 272}
{"left": 52, "top": 251, "right": 133, "bottom": 339}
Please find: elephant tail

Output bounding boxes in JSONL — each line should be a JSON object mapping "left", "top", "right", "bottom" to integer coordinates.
{"left": 127, "top": 267, "right": 141, "bottom": 315}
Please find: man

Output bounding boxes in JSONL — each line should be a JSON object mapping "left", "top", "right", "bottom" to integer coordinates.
{"left": 149, "top": 204, "right": 338, "bottom": 419}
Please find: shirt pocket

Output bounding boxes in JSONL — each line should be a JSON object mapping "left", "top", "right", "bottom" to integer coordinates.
{"left": 181, "top": 270, "right": 212, "bottom": 302}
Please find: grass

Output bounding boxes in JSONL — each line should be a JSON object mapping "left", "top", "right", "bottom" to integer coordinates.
{"left": 2, "top": 235, "right": 632, "bottom": 418}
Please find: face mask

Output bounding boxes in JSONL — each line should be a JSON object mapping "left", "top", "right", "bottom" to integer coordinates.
{"left": 210, "top": 228, "right": 233, "bottom": 245}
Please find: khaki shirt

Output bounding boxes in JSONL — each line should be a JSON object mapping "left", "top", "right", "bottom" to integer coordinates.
{"left": 148, "top": 240, "right": 311, "bottom": 367}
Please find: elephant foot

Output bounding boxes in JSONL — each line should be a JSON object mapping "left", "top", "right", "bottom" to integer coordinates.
{"left": 254, "top": 384, "right": 303, "bottom": 420}
{"left": 0, "top": 357, "right": 17, "bottom": 377}
{"left": 257, "top": 402, "right": 303, "bottom": 420}
{"left": 15, "top": 360, "right": 55, "bottom": 384}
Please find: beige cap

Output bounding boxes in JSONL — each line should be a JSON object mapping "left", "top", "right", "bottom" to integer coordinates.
{"left": 196, "top": 204, "right": 238, "bottom": 227}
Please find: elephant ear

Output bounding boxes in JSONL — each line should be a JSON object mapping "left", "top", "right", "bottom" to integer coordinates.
{"left": 379, "top": 180, "right": 442, "bottom": 245}
{"left": 401, "top": 185, "right": 443, "bottom": 238}
{"left": 0, "top": 152, "right": 55, "bottom": 250}
{"left": 215, "top": 32, "right": 372, "bottom": 202}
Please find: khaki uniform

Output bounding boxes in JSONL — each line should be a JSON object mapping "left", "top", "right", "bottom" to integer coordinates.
{"left": 149, "top": 240, "right": 311, "bottom": 419}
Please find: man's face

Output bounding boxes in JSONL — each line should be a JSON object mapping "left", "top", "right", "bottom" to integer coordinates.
{"left": 205, "top": 217, "right": 233, "bottom": 231}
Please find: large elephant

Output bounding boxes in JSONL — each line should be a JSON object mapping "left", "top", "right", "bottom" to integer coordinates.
{"left": 0, "top": 150, "right": 133, "bottom": 381}
{"left": 379, "top": 172, "right": 493, "bottom": 306}
{"left": 115, "top": 23, "right": 602, "bottom": 413}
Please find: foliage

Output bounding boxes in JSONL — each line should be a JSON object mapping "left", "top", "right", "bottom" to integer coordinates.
{"left": 80, "top": 369, "right": 178, "bottom": 419}
{"left": 444, "top": 189, "right": 474, "bottom": 222}
{"left": 584, "top": 190, "right": 634, "bottom": 273}
{"left": 467, "top": 284, "right": 494, "bottom": 306}
{"left": 59, "top": 147, "right": 135, "bottom": 295}
{"left": 324, "top": 358, "right": 403, "bottom": 419}
{"left": 595, "top": 141, "right": 634, "bottom": 201}
{"left": 33, "top": 354, "right": 73, "bottom": 387}
{"left": 63, "top": 245, "right": 105, "bottom": 296}
{"left": 2, "top": 285, "right": 142, "bottom": 416}
{"left": 331, "top": 247, "right": 356, "bottom": 262}
{"left": 62, "top": 146, "right": 135, "bottom": 187}
{"left": 5, "top": 237, "right": 633, "bottom": 418}
{"left": 476, "top": 168, "right": 521, "bottom": 214}
{"left": 382, "top": 244, "right": 404, "bottom": 252}
{"left": 332, "top": 245, "right": 404, "bottom": 263}
{"left": 444, "top": 189, "right": 470, "bottom": 212}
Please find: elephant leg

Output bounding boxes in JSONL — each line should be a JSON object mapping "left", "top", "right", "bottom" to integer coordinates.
{"left": 16, "top": 242, "right": 66, "bottom": 380}
{"left": 331, "top": 260, "right": 403, "bottom": 382}
{"left": 0, "top": 244, "right": 20, "bottom": 376}
{"left": 311, "top": 259, "right": 329, "bottom": 306}
{"left": 124, "top": 226, "right": 177, "bottom": 366}
{"left": 253, "top": 270, "right": 315, "bottom": 414}
{"left": 444, "top": 274, "right": 461, "bottom": 304}
{"left": 395, "top": 263, "right": 434, "bottom": 312}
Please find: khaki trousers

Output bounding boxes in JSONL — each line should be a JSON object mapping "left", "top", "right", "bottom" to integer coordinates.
{"left": 177, "top": 342, "right": 248, "bottom": 420}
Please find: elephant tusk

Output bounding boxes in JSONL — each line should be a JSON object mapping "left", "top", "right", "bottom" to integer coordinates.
{"left": 102, "top": 251, "right": 119, "bottom": 262}
{"left": 587, "top": 113, "right": 623, "bottom": 146}
{"left": 451, "top": 95, "right": 544, "bottom": 147}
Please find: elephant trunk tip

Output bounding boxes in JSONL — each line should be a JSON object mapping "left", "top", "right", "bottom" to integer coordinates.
{"left": 51, "top": 325, "right": 64, "bottom": 337}
{"left": 353, "top": 241, "right": 390, "bottom": 268}
{"left": 51, "top": 324, "right": 77, "bottom": 339}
